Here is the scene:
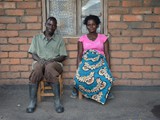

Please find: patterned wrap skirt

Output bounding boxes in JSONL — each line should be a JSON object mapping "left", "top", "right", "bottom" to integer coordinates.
{"left": 74, "top": 50, "right": 114, "bottom": 104}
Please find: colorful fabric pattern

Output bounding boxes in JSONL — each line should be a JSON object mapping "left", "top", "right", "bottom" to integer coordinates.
{"left": 74, "top": 50, "right": 114, "bottom": 104}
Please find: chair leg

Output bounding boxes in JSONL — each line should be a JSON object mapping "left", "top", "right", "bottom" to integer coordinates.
{"left": 78, "top": 91, "right": 83, "bottom": 99}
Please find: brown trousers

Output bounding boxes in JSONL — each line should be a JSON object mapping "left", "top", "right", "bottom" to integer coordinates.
{"left": 29, "top": 61, "right": 63, "bottom": 84}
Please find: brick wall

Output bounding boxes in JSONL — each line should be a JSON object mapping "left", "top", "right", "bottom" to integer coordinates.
{"left": 0, "top": 0, "right": 160, "bottom": 86}
{"left": 108, "top": 0, "right": 160, "bottom": 86}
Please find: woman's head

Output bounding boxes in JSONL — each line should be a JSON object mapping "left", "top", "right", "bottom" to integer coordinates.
{"left": 83, "top": 15, "right": 101, "bottom": 26}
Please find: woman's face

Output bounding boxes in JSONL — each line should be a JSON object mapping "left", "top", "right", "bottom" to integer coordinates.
{"left": 86, "top": 19, "right": 98, "bottom": 33}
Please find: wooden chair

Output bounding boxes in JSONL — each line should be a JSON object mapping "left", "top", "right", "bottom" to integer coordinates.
{"left": 37, "top": 75, "right": 63, "bottom": 102}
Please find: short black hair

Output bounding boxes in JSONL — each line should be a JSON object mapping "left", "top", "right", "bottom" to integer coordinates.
{"left": 46, "top": 17, "right": 57, "bottom": 24}
{"left": 83, "top": 15, "right": 101, "bottom": 25}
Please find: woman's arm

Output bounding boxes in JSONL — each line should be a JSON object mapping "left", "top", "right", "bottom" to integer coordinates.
{"left": 104, "top": 40, "right": 110, "bottom": 69}
{"left": 77, "top": 41, "right": 83, "bottom": 68}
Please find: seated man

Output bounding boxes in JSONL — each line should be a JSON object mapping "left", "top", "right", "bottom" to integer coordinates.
{"left": 26, "top": 17, "right": 67, "bottom": 113}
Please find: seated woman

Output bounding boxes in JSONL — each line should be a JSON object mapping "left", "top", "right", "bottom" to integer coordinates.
{"left": 72, "top": 15, "right": 114, "bottom": 104}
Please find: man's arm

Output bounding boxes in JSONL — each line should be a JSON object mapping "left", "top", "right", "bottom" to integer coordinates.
{"left": 49, "top": 55, "right": 67, "bottom": 63}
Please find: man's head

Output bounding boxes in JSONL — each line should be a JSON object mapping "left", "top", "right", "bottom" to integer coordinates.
{"left": 45, "top": 17, "right": 57, "bottom": 34}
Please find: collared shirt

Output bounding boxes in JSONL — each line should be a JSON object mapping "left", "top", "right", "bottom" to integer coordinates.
{"left": 28, "top": 33, "right": 67, "bottom": 60}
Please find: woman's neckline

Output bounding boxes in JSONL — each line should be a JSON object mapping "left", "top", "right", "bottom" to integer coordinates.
{"left": 86, "top": 33, "right": 99, "bottom": 41}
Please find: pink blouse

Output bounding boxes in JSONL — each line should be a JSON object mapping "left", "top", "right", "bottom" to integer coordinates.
{"left": 79, "top": 34, "right": 108, "bottom": 55}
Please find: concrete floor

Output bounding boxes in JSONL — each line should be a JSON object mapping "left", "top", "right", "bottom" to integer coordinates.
{"left": 0, "top": 85, "right": 160, "bottom": 120}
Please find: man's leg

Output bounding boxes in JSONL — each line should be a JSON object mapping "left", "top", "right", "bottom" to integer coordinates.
{"left": 26, "top": 62, "right": 44, "bottom": 113}
{"left": 44, "top": 62, "right": 64, "bottom": 113}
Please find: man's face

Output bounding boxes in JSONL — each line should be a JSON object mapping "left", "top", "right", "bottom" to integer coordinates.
{"left": 45, "top": 19, "right": 57, "bottom": 33}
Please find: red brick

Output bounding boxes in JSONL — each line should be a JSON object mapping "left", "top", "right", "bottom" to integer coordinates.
{"left": 122, "top": 30, "right": 142, "bottom": 36}
{"left": 123, "top": 59, "right": 143, "bottom": 65}
{"left": 8, "top": 37, "right": 27, "bottom": 44}
{"left": 143, "top": 73, "right": 160, "bottom": 79}
{"left": 17, "top": 2, "right": 37, "bottom": 8}
{"left": 108, "top": 15, "right": 121, "bottom": 21}
{"left": 129, "top": 23, "right": 151, "bottom": 29}
{"left": 0, "top": 38, "right": 7, "bottom": 44}
{"left": 108, "top": 22, "right": 128, "bottom": 29}
{"left": 111, "top": 51, "right": 130, "bottom": 58}
{"left": 20, "top": 45, "right": 30, "bottom": 51}
{"left": 19, "top": 30, "right": 40, "bottom": 37}
{"left": 143, "top": 30, "right": 160, "bottom": 36}
{"left": 0, "top": 9, "right": 5, "bottom": 15}
{"left": 0, "top": 65, "right": 9, "bottom": 71}
{"left": 121, "top": 44, "right": 141, "bottom": 51}
{"left": 1, "top": 59, "right": 20, "bottom": 64}
{"left": 0, "top": 2, "right": 16, "bottom": 8}
{"left": 63, "top": 59, "right": 76, "bottom": 65}
{"left": 110, "top": 44, "right": 121, "bottom": 50}
{"left": 109, "top": 30, "right": 121, "bottom": 36}
{"left": 123, "top": 15, "right": 143, "bottom": 21}
{"left": 109, "top": 8, "right": 129, "bottom": 14}
{"left": 110, "top": 58, "right": 122, "bottom": 65}
{"left": 63, "top": 66, "right": 70, "bottom": 72}
{"left": 5, "top": 0, "right": 22, "bottom": 1}
{"left": 132, "top": 51, "right": 152, "bottom": 58}
{"left": 145, "top": 59, "right": 160, "bottom": 65}
{"left": 122, "top": 1, "right": 142, "bottom": 7}
{"left": 68, "top": 51, "right": 77, "bottom": 58}
{"left": 62, "top": 72, "right": 75, "bottom": 79}
{"left": 154, "top": 23, "right": 160, "bottom": 28}
{"left": 132, "top": 8, "right": 152, "bottom": 14}
{"left": 153, "top": 52, "right": 160, "bottom": 57}
{"left": 122, "top": 73, "right": 142, "bottom": 79}
{"left": 144, "top": 16, "right": 160, "bottom": 22}
{"left": 66, "top": 44, "right": 77, "bottom": 50}
{"left": 21, "top": 16, "right": 38, "bottom": 22}
{"left": 21, "top": 72, "right": 30, "bottom": 79}
{"left": 132, "top": 37, "right": 153, "bottom": 43}
{"left": 0, "top": 72, "right": 20, "bottom": 79}
{"left": 113, "top": 80, "right": 131, "bottom": 86}
{"left": 7, "top": 24, "right": 25, "bottom": 30}
{"left": 143, "top": 44, "right": 160, "bottom": 51}
{"left": 131, "top": 80, "right": 152, "bottom": 86}
{"left": 153, "top": 66, "right": 160, "bottom": 72}
{"left": 154, "top": 8, "right": 160, "bottom": 14}
{"left": 5, "top": 10, "right": 24, "bottom": 16}
{"left": 131, "top": 66, "right": 151, "bottom": 72}
{"left": 9, "top": 52, "right": 27, "bottom": 58}
{"left": 108, "top": 1, "right": 120, "bottom": 7}
{"left": 70, "top": 66, "right": 77, "bottom": 72}
{"left": 10, "top": 65, "right": 29, "bottom": 71}
{"left": 27, "top": 23, "right": 41, "bottom": 30}
{"left": 0, "top": 17, "right": 16, "bottom": 23}
{"left": 112, "top": 65, "right": 130, "bottom": 72}
{"left": 154, "top": 37, "right": 160, "bottom": 43}
{"left": 0, "top": 24, "right": 6, "bottom": 29}
{"left": 26, "top": 9, "right": 41, "bottom": 15}
{"left": 111, "top": 37, "right": 131, "bottom": 43}
{"left": 0, "top": 52, "right": 8, "bottom": 58}
{"left": 21, "top": 59, "right": 33, "bottom": 64}
{"left": 112, "top": 72, "right": 121, "bottom": 79}
{"left": 68, "top": 38, "right": 79, "bottom": 44}
{"left": 0, "top": 45, "right": 18, "bottom": 51}
{"left": 0, "top": 31, "right": 18, "bottom": 37}
{"left": 152, "top": 80, "right": 160, "bottom": 86}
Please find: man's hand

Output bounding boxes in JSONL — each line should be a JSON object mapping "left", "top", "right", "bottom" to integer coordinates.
{"left": 38, "top": 59, "right": 46, "bottom": 65}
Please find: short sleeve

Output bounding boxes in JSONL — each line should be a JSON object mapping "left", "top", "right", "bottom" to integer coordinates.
{"left": 59, "top": 36, "right": 68, "bottom": 57}
{"left": 78, "top": 35, "right": 85, "bottom": 42}
{"left": 28, "top": 36, "right": 36, "bottom": 54}
{"left": 100, "top": 34, "right": 108, "bottom": 43}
